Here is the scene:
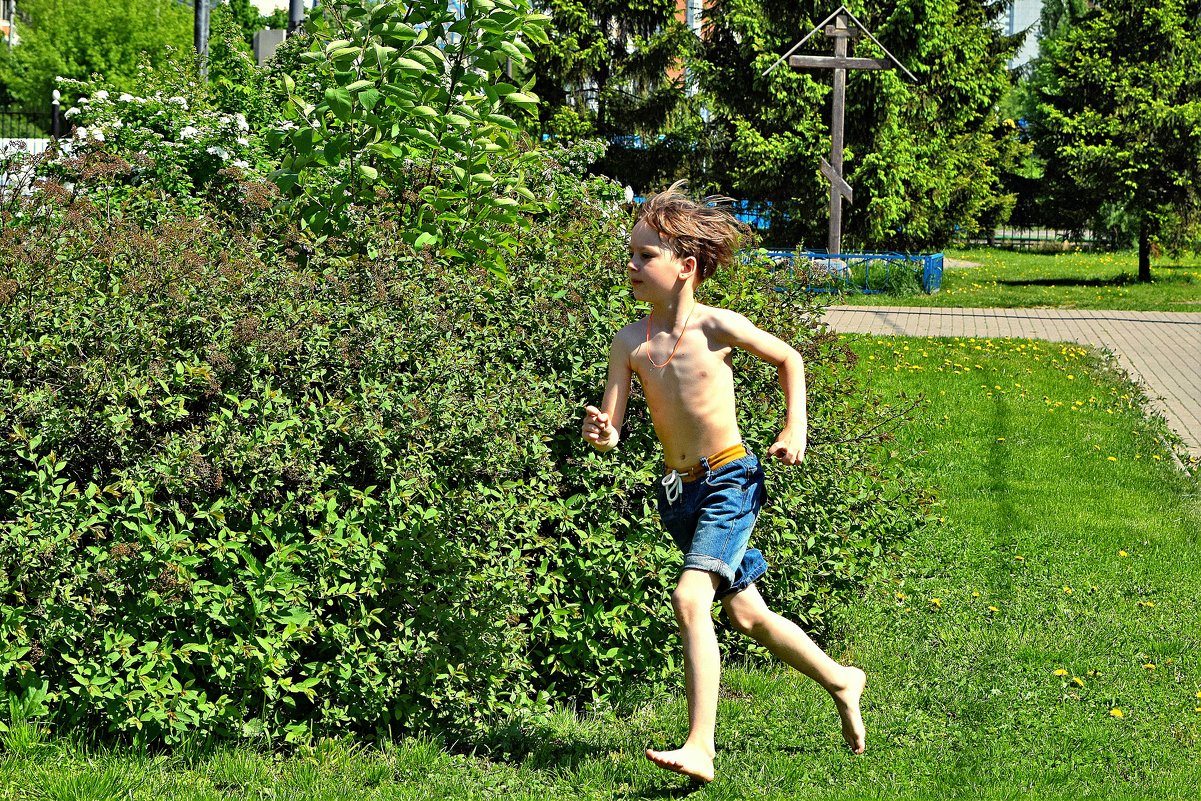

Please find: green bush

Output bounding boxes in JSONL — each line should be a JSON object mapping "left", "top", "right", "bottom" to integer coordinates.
{"left": 0, "top": 0, "right": 931, "bottom": 746}
{"left": 0, "top": 141, "right": 930, "bottom": 744}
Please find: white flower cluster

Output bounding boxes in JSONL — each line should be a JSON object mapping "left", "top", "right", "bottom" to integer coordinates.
{"left": 72, "top": 126, "right": 106, "bottom": 143}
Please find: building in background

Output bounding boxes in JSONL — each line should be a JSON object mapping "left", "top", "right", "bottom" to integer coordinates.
{"left": 1006, "top": 0, "right": 1044, "bottom": 70}
{"left": 1, "top": 0, "right": 19, "bottom": 47}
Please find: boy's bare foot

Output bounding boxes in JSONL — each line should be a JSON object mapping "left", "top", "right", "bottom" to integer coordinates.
{"left": 645, "top": 744, "right": 715, "bottom": 783}
{"left": 832, "top": 666, "right": 867, "bottom": 754}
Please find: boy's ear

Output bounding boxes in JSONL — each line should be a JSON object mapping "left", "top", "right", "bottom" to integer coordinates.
{"left": 678, "top": 255, "right": 698, "bottom": 281}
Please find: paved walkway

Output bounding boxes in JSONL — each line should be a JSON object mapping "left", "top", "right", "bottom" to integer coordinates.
{"left": 825, "top": 306, "right": 1201, "bottom": 459}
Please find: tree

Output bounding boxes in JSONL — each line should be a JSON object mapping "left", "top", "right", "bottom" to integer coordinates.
{"left": 530, "top": 0, "right": 700, "bottom": 191}
{"left": 1029, "top": 1, "right": 1201, "bottom": 281}
{"left": 0, "top": 0, "right": 193, "bottom": 111}
{"left": 218, "top": 0, "right": 288, "bottom": 47}
{"left": 693, "top": 0, "right": 1025, "bottom": 251}
{"left": 1038, "top": 0, "right": 1090, "bottom": 39}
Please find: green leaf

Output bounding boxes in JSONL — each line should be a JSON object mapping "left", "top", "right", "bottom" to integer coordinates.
{"left": 359, "top": 88, "right": 382, "bottom": 111}
{"left": 397, "top": 57, "right": 428, "bottom": 72}
{"left": 505, "top": 92, "right": 538, "bottom": 109}
{"left": 486, "top": 113, "right": 518, "bottom": 131}
{"left": 324, "top": 88, "right": 354, "bottom": 122}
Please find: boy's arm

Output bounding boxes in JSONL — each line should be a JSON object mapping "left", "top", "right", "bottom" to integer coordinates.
{"left": 582, "top": 333, "right": 633, "bottom": 452}
{"left": 716, "top": 311, "right": 808, "bottom": 465}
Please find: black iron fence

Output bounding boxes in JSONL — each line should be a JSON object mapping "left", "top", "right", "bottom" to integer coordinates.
{"left": 0, "top": 96, "right": 65, "bottom": 139}
{"left": 959, "top": 226, "right": 1122, "bottom": 253}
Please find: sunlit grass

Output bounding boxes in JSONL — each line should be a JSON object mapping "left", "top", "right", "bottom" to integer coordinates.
{"left": 2, "top": 335, "right": 1198, "bottom": 799}
{"left": 842, "top": 248, "right": 1201, "bottom": 310}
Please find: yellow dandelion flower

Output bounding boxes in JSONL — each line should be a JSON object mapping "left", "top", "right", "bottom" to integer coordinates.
{"left": 1119, "top": 550, "right": 1128, "bottom": 557}
{"left": 987, "top": 605, "right": 1000, "bottom": 613}
{"left": 1107, "top": 457, "right": 1117, "bottom": 462}
{"left": 1014, "top": 555, "right": 1024, "bottom": 561}
{"left": 1054, "top": 668, "right": 1069, "bottom": 676}
{"left": 972, "top": 591, "right": 981, "bottom": 598}
{"left": 930, "top": 598, "right": 942, "bottom": 609}
{"left": 1063, "top": 586, "right": 1073, "bottom": 594}
{"left": 1195, "top": 707, "right": 1201, "bottom": 714}
{"left": 1137, "top": 600, "right": 1156, "bottom": 608}
{"left": 1143, "top": 663, "right": 1155, "bottom": 670}
{"left": 1195, "top": 691, "right": 1201, "bottom": 699}
{"left": 996, "top": 437, "right": 1006, "bottom": 442}
{"left": 1109, "top": 708, "right": 1124, "bottom": 718}
{"left": 1072, "top": 677, "right": 1085, "bottom": 687}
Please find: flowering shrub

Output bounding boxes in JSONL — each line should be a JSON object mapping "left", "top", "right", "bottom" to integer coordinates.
{"left": 52, "top": 13, "right": 286, "bottom": 201}
{"left": 57, "top": 79, "right": 267, "bottom": 200}
{"left": 0, "top": 1, "right": 930, "bottom": 747}
{"left": 0, "top": 138, "right": 930, "bottom": 744}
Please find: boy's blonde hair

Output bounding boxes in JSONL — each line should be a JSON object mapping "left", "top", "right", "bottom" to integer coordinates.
{"left": 637, "top": 180, "right": 748, "bottom": 283}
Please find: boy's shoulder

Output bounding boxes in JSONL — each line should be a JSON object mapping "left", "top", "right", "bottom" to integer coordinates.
{"left": 614, "top": 316, "right": 648, "bottom": 344}
{"left": 612, "top": 305, "right": 753, "bottom": 341}
{"left": 696, "top": 304, "right": 756, "bottom": 336}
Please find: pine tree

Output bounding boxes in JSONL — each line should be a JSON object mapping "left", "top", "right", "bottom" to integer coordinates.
{"left": 529, "top": 0, "right": 699, "bottom": 191}
{"left": 694, "top": 0, "right": 1024, "bottom": 250}
{"left": 1029, "top": 0, "right": 1201, "bottom": 280}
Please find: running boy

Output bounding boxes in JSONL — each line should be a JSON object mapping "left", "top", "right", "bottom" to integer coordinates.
{"left": 581, "top": 182, "right": 866, "bottom": 783}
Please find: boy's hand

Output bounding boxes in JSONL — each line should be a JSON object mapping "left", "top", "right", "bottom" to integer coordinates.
{"left": 768, "top": 428, "right": 806, "bottom": 465}
{"left": 582, "top": 405, "right": 620, "bottom": 451}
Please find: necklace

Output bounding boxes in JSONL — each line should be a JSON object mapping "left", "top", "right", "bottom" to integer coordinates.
{"left": 645, "top": 303, "right": 694, "bottom": 368}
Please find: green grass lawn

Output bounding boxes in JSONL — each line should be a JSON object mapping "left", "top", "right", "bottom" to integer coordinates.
{"left": 839, "top": 248, "right": 1201, "bottom": 311}
{"left": 3, "top": 335, "right": 1199, "bottom": 799}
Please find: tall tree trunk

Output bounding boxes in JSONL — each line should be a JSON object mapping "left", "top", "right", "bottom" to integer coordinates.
{"left": 1137, "top": 216, "right": 1152, "bottom": 283}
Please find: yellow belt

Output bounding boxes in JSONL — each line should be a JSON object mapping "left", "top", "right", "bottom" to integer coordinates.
{"left": 672, "top": 443, "right": 748, "bottom": 484}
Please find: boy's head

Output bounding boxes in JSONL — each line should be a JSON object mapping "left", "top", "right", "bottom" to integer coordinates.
{"left": 635, "top": 180, "right": 748, "bottom": 283}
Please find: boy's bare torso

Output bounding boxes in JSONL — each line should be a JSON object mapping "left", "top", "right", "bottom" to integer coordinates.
{"left": 617, "top": 304, "right": 742, "bottom": 470}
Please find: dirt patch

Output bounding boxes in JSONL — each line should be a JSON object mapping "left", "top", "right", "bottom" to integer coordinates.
{"left": 943, "top": 258, "right": 983, "bottom": 269}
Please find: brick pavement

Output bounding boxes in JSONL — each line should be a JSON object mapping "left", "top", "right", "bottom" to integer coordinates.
{"left": 824, "top": 306, "right": 1201, "bottom": 459}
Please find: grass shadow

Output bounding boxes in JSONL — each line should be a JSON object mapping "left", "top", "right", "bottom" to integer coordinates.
{"left": 996, "top": 275, "right": 1136, "bottom": 288}
{"left": 461, "top": 717, "right": 621, "bottom": 773}
{"left": 620, "top": 784, "right": 707, "bottom": 800}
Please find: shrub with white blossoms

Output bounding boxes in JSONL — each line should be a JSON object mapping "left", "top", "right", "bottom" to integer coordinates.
{"left": 54, "top": 75, "right": 270, "bottom": 199}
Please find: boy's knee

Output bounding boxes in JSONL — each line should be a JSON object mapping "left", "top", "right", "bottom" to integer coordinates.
{"left": 671, "top": 583, "right": 714, "bottom": 624}
{"left": 726, "top": 605, "right": 768, "bottom": 638}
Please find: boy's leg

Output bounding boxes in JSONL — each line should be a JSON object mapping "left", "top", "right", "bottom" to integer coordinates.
{"left": 721, "top": 584, "right": 866, "bottom": 753}
{"left": 645, "top": 568, "right": 722, "bottom": 783}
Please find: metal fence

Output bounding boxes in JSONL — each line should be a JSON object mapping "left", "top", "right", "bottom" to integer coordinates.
{"left": 762, "top": 250, "right": 944, "bottom": 295}
{"left": 0, "top": 107, "right": 57, "bottom": 139}
{"left": 959, "top": 226, "right": 1122, "bottom": 253}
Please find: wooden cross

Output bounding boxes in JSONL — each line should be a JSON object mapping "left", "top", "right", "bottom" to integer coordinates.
{"left": 765, "top": 6, "right": 916, "bottom": 256}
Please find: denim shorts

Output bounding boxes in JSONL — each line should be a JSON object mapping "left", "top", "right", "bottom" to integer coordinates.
{"left": 656, "top": 452, "right": 769, "bottom": 600}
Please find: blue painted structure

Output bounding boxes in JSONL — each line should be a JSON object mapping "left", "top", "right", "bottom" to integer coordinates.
{"left": 761, "top": 250, "right": 943, "bottom": 294}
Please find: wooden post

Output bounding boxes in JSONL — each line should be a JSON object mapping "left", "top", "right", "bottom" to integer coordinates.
{"left": 778, "top": 6, "right": 914, "bottom": 257}
{"left": 828, "top": 14, "right": 850, "bottom": 256}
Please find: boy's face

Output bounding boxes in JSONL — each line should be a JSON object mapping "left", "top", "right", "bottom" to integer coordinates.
{"left": 627, "top": 221, "right": 696, "bottom": 303}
